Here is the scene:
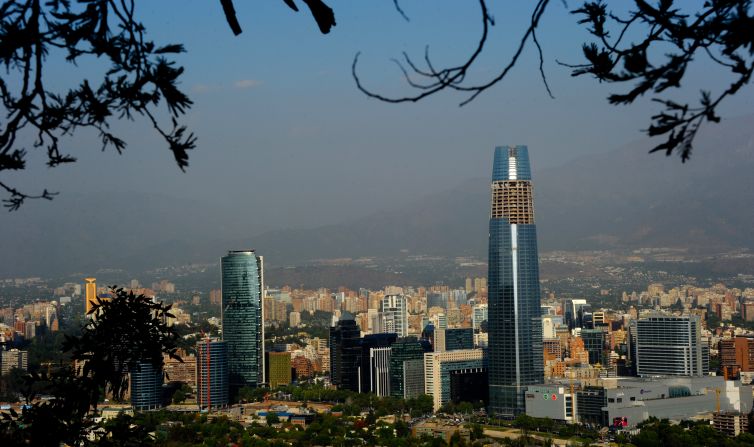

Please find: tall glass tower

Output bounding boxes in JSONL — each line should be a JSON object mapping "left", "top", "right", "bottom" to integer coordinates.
{"left": 222, "top": 250, "right": 264, "bottom": 393}
{"left": 487, "top": 145, "right": 543, "bottom": 417}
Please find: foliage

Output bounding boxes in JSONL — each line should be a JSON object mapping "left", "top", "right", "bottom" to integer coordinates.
{"left": 570, "top": 0, "right": 754, "bottom": 161}
{"left": 629, "top": 417, "right": 754, "bottom": 447}
{"left": 0, "top": 0, "right": 194, "bottom": 209}
{"left": 0, "top": 287, "right": 180, "bottom": 446}
{"left": 2, "top": 1, "right": 751, "bottom": 210}
{"left": 353, "top": 1, "right": 753, "bottom": 162}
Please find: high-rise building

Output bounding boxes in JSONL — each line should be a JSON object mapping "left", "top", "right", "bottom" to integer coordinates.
{"left": 85, "top": 277, "right": 97, "bottom": 315}
{"left": 329, "top": 314, "right": 362, "bottom": 392}
{"left": 221, "top": 250, "right": 264, "bottom": 392}
{"left": 370, "top": 347, "right": 392, "bottom": 397}
{"left": 472, "top": 304, "right": 488, "bottom": 331}
{"left": 444, "top": 328, "right": 474, "bottom": 351}
{"left": 487, "top": 145, "right": 544, "bottom": 416}
{"left": 379, "top": 295, "right": 408, "bottom": 337}
{"left": 359, "top": 333, "right": 397, "bottom": 393}
{"left": 130, "top": 361, "right": 163, "bottom": 411}
{"left": 563, "top": 299, "right": 589, "bottom": 329}
{"left": 196, "top": 340, "right": 229, "bottom": 410}
{"left": 635, "top": 315, "right": 705, "bottom": 377}
{"left": 0, "top": 349, "right": 28, "bottom": 375}
{"left": 390, "top": 337, "right": 430, "bottom": 399}
{"left": 581, "top": 329, "right": 607, "bottom": 366}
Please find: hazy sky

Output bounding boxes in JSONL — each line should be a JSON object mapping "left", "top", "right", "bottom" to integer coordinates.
{"left": 7, "top": 1, "right": 754, "bottom": 232}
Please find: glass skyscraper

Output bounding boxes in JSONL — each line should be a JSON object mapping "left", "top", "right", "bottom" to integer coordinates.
{"left": 130, "top": 361, "right": 163, "bottom": 411}
{"left": 222, "top": 250, "right": 264, "bottom": 393}
{"left": 487, "top": 145, "right": 544, "bottom": 417}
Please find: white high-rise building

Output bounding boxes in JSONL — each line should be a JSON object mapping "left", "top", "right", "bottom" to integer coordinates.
{"left": 472, "top": 304, "right": 488, "bottom": 331}
{"left": 635, "top": 315, "right": 706, "bottom": 377}
{"left": 379, "top": 295, "right": 408, "bottom": 337}
{"left": 370, "top": 347, "right": 392, "bottom": 397}
{"left": 1, "top": 349, "right": 28, "bottom": 375}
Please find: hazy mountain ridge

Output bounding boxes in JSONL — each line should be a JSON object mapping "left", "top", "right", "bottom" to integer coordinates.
{"left": 2, "top": 116, "right": 753, "bottom": 277}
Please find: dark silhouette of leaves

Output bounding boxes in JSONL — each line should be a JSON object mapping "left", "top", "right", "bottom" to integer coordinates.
{"left": 566, "top": 0, "right": 754, "bottom": 161}
{"left": 0, "top": 0, "right": 195, "bottom": 210}
{"left": 0, "top": 287, "right": 180, "bottom": 445}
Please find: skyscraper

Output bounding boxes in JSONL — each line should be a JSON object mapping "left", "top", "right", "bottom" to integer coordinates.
{"left": 379, "top": 294, "right": 408, "bottom": 337}
{"left": 487, "top": 145, "right": 544, "bottom": 417}
{"left": 85, "top": 277, "right": 96, "bottom": 315}
{"left": 222, "top": 250, "right": 264, "bottom": 393}
{"left": 390, "top": 336, "right": 430, "bottom": 399}
{"left": 196, "top": 340, "right": 229, "bottom": 410}
{"left": 635, "top": 315, "right": 706, "bottom": 377}
{"left": 329, "top": 314, "right": 362, "bottom": 392}
{"left": 130, "top": 361, "right": 163, "bottom": 411}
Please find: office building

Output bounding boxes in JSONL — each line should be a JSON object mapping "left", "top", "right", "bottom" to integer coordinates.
{"left": 403, "top": 359, "right": 426, "bottom": 399}
{"left": 438, "top": 328, "right": 474, "bottom": 352}
{"left": 329, "top": 314, "right": 362, "bottom": 392}
{"left": 424, "top": 349, "right": 486, "bottom": 412}
{"left": 472, "top": 304, "right": 488, "bottom": 331}
{"left": 222, "top": 250, "right": 264, "bottom": 392}
{"left": 379, "top": 295, "right": 408, "bottom": 337}
{"left": 450, "top": 367, "right": 489, "bottom": 407}
{"left": 581, "top": 329, "right": 607, "bottom": 366}
{"left": 370, "top": 347, "right": 392, "bottom": 397}
{"left": 487, "top": 145, "right": 543, "bottom": 416}
{"left": 266, "top": 351, "right": 292, "bottom": 389}
{"left": 196, "top": 340, "right": 229, "bottom": 410}
{"left": 0, "top": 349, "right": 28, "bottom": 375}
{"left": 563, "top": 299, "right": 588, "bottom": 330}
{"left": 130, "top": 361, "right": 163, "bottom": 411}
{"left": 359, "top": 333, "right": 397, "bottom": 393}
{"left": 390, "top": 336, "right": 430, "bottom": 399}
{"left": 635, "top": 315, "right": 705, "bottom": 377}
{"left": 289, "top": 311, "right": 301, "bottom": 328}
{"left": 85, "top": 277, "right": 97, "bottom": 315}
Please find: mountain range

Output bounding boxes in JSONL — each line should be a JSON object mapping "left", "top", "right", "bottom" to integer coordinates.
{"left": 2, "top": 115, "right": 753, "bottom": 277}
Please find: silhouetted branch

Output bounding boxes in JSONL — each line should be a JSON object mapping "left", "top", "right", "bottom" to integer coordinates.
{"left": 220, "top": 0, "right": 243, "bottom": 35}
{"left": 393, "top": 0, "right": 410, "bottom": 22}
{"left": 564, "top": 0, "right": 754, "bottom": 161}
{"left": 0, "top": 0, "right": 194, "bottom": 209}
{"left": 352, "top": 0, "right": 555, "bottom": 106}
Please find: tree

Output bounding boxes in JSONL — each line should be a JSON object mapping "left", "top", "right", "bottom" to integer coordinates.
{"left": 469, "top": 423, "right": 484, "bottom": 441}
{"left": 266, "top": 411, "right": 281, "bottom": 426}
{"left": 354, "top": 1, "right": 754, "bottom": 162}
{"left": 2, "top": 1, "right": 751, "bottom": 209}
{"left": 0, "top": 287, "right": 180, "bottom": 446}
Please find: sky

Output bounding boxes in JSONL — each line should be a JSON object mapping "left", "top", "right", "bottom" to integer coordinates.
{"left": 6, "top": 1, "right": 754, "bottom": 233}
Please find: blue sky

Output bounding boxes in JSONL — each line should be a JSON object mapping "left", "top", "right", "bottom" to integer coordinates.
{"left": 9, "top": 1, "right": 754, "bottom": 231}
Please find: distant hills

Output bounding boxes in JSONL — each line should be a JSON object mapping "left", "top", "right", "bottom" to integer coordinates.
{"left": 2, "top": 115, "right": 753, "bottom": 277}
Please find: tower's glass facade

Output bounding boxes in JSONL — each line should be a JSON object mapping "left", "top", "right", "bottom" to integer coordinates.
{"left": 130, "top": 361, "right": 163, "bottom": 411}
{"left": 329, "top": 315, "right": 362, "bottom": 392}
{"left": 487, "top": 145, "right": 543, "bottom": 417}
{"left": 389, "top": 336, "right": 430, "bottom": 398}
{"left": 222, "top": 250, "right": 264, "bottom": 392}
